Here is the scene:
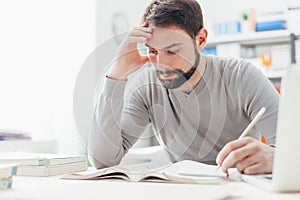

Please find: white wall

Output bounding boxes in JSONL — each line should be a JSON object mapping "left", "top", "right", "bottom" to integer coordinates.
{"left": 0, "top": 0, "right": 96, "bottom": 153}
{"left": 96, "top": 0, "right": 149, "bottom": 45}
{"left": 0, "top": 0, "right": 294, "bottom": 153}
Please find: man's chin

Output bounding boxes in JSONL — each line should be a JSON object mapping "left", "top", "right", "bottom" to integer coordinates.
{"left": 159, "top": 78, "right": 186, "bottom": 89}
{"left": 162, "top": 82, "right": 176, "bottom": 89}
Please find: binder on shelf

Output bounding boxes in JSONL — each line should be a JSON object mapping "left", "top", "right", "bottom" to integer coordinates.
{"left": 256, "top": 20, "right": 286, "bottom": 32}
{"left": 0, "top": 129, "right": 31, "bottom": 141}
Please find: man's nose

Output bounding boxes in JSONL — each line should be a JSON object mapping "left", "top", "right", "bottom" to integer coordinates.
{"left": 156, "top": 52, "right": 171, "bottom": 70}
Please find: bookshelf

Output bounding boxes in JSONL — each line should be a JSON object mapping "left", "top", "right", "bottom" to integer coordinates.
{"left": 206, "top": 30, "right": 293, "bottom": 47}
{"left": 205, "top": 30, "right": 299, "bottom": 92}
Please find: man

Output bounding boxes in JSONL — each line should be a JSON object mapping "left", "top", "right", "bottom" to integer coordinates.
{"left": 89, "top": 0, "right": 279, "bottom": 175}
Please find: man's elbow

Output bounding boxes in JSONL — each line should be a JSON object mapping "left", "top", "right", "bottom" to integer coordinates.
{"left": 88, "top": 155, "right": 107, "bottom": 169}
{"left": 88, "top": 153, "right": 122, "bottom": 169}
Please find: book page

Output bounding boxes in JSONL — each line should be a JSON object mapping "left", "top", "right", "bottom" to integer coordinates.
{"left": 156, "top": 160, "right": 228, "bottom": 184}
{"left": 163, "top": 160, "right": 227, "bottom": 177}
{"left": 119, "top": 161, "right": 171, "bottom": 182}
{"left": 63, "top": 160, "right": 226, "bottom": 184}
{"left": 62, "top": 160, "right": 170, "bottom": 181}
{"left": 138, "top": 171, "right": 169, "bottom": 182}
{"left": 138, "top": 160, "right": 227, "bottom": 184}
{"left": 0, "top": 152, "right": 86, "bottom": 166}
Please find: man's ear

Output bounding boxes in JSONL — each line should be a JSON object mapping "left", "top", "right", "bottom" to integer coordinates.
{"left": 196, "top": 28, "right": 208, "bottom": 49}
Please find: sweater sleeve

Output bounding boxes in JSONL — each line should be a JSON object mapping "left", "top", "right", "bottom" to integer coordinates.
{"left": 88, "top": 77, "right": 150, "bottom": 169}
{"left": 239, "top": 63, "right": 279, "bottom": 145}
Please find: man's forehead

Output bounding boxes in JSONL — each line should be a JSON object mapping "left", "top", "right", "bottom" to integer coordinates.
{"left": 146, "top": 26, "right": 192, "bottom": 49}
{"left": 150, "top": 25, "right": 191, "bottom": 38}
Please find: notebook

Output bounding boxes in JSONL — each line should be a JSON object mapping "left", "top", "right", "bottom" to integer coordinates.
{"left": 16, "top": 161, "right": 87, "bottom": 177}
{"left": 0, "top": 152, "right": 86, "bottom": 166}
{"left": 63, "top": 160, "right": 227, "bottom": 184}
{"left": 240, "top": 66, "right": 300, "bottom": 192}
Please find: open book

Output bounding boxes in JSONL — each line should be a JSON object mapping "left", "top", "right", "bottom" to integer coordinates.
{"left": 63, "top": 160, "right": 227, "bottom": 184}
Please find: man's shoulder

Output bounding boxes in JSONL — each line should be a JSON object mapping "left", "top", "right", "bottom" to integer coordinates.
{"left": 209, "top": 55, "right": 254, "bottom": 73}
{"left": 208, "top": 55, "right": 260, "bottom": 80}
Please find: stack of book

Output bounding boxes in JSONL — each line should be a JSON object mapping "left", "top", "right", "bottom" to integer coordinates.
{"left": 0, "top": 152, "right": 87, "bottom": 177}
{"left": 0, "top": 164, "right": 17, "bottom": 189}
{"left": 0, "top": 129, "right": 31, "bottom": 140}
{"left": 256, "top": 12, "right": 287, "bottom": 32}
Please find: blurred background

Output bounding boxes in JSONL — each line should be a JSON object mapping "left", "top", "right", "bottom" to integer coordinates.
{"left": 0, "top": 0, "right": 299, "bottom": 155}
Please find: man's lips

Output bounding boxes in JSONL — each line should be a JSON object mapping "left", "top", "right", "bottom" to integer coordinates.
{"left": 158, "top": 72, "right": 178, "bottom": 80}
{"left": 157, "top": 69, "right": 180, "bottom": 79}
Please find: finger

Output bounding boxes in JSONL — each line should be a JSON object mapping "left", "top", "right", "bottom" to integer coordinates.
{"left": 129, "top": 29, "right": 152, "bottom": 38}
{"left": 221, "top": 144, "right": 255, "bottom": 172}
{"left": 243, "top": 163, "right": 269, "bottom": 175}
{"left": 127, "top": 36, "right": 147, "bottom": 44}
{"left": 137, "top": 55, "right": 149, "bottom": 66}
{"left": 236, "top": 155, "right": 260, "bottom": 173}
{"left": 216, "top": 137, "right": 253, "bottom": 165}
{"left": 131, "top": 26, "right": 153, "bottom": 33}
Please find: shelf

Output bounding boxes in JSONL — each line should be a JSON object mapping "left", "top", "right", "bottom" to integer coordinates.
{"left": 206, "top": 30, "right": 293, "bottom": 47}
{"left": 245, "top": 57, "right": 289, "bottom": 79}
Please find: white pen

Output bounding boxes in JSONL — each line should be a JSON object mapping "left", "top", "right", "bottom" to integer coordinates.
{"left": 238, "top": 107, "right": 266, "bottom": 140}
{"left": 216, "top": 107, "right": 267, "bottom": 174}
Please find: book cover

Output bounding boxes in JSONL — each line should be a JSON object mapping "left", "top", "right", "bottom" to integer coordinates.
{"left": 0, "top": 152, "right": 87, "bottom": 166}
{"left": 0, "top": 164, "right": 18, "bottom": 178}
{"left": 16, "top": 161, "right": 87, "bottom": 177}
{"left": 256, "top": 20, "right": 286, "bottom": 32}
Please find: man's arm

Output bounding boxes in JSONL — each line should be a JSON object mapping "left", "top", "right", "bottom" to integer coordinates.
{"left": 239, "top": 65, "right": 279, "bottom": 145}
{"left": 217, "top": 62, "right": 279, "bottom": 174}
{"left": 88, "top": 25, "right": 153, "bottom": 169}
{"left": 88, "top": 78, "right": 151, "bottom": 169}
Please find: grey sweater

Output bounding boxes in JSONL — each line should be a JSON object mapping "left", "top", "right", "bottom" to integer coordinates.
{"left": 89, "top": 54, "right": 279, "bottom": 168}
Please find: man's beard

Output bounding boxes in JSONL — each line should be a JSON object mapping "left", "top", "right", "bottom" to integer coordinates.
{"left": 156, "top": 51, "right": 200, "bottom": 89}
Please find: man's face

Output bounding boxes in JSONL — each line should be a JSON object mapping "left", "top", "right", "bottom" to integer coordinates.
{"left": 146, "top": 25, "right": 199, "bottom": 89}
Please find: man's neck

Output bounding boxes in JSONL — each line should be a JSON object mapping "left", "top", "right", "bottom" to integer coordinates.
{"left": 179, "top": 53, "right": 207, "bottom": 93}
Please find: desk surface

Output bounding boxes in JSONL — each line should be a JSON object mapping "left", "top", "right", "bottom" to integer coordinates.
{"left": 2, "top": 176, "right": 300, "bottom": 200}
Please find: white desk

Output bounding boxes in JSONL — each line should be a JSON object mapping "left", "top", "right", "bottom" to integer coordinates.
{"left": 2, "top": 146, "right": 300, "bottom": 200}
{"left": 2, "top": 176, "right": 300, "bottom": 200}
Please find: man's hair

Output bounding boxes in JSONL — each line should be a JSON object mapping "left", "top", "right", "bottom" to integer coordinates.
{"left": 142, "top": 0, "right": 203, "bottom": 39}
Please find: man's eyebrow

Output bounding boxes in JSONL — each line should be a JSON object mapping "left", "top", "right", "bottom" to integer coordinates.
{"left": 162, "top": 43, "right": 183, "bottom": 49}
{"left": 145, "top": 43, "right": 183, "bottom": 50}
{"left": 145, "top": 43, "right": 152, "bottom": 48}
